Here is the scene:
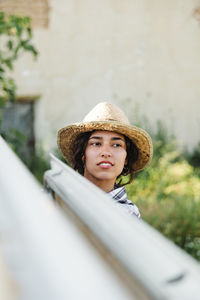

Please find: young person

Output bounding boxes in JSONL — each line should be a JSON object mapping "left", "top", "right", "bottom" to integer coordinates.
{"left": 57, "top": 102, "right": 153, "bottom": 218}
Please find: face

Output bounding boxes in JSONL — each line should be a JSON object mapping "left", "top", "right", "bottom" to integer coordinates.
{"left": 83, "top": 131, "right": 127, "bottom": 189}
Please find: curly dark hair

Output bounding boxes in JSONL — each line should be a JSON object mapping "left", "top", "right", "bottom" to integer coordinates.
{"left": 72, "top": 131, "right": 139, "bottom": 186}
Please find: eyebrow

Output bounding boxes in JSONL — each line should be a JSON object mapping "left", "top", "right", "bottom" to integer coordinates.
{"left": 89, "top": 136, "right": 125, "bottom": 142}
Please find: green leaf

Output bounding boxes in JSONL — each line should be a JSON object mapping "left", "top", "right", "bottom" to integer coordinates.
{"left": 0, "top": 12, "right": 38, "bottom": 105}
{"left": 3, "top": 59, "right": 13, "bottom": 70}
{"left": 7, "top": 40, "right": 13, "bottom": 50}
{"left": 16, "top": 24, "right": 22, "bottom": 37}
{"left": 0, "top": 67, "right": 5, "bottom": 73}
{"left": 23, "top": 43, "right": 38, "bottom": 56}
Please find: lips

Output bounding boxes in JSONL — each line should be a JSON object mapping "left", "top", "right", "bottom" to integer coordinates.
{"left": 97, "top": 161, "right": 114, "bottom": 167}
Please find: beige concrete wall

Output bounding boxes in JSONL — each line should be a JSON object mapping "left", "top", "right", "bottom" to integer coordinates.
{"left": 12, "top": 0, "right": 200, "bottom": 152}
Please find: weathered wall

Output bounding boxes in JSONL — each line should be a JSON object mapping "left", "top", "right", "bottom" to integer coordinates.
{"left": 10, "top": 0, "right": 200, "bottom": 152}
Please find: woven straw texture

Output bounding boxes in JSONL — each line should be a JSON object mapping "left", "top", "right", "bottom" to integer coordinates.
{"left": 58, "top": 102, "right": 153, "bottom": 172}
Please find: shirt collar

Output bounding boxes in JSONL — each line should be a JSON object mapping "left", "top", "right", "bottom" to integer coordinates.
{"left": 108, "top": 185, "right": 127, "bottom": 202}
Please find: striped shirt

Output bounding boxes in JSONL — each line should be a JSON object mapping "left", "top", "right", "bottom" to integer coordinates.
{"left": 108, "top": 185, "right": 141, "bottom": 219}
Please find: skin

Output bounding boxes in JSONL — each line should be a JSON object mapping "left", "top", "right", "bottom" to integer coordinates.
{"left": 83, "top": 130, "right": 127, "bottom": 192}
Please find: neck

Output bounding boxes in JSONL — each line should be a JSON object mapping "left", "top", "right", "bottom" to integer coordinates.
{"left": 93, "top": 180, "right": 115, "bottom": 193}
{"left": 83, "top": 173, "right": 115, "bottom": 193}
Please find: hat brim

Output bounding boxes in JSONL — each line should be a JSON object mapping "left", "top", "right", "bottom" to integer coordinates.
{"left": 57, "top": 121, "right": 153, "bottom": 172}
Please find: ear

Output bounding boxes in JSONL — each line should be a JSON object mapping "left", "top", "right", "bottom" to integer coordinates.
{"left": 82, "top": 155, "right": 85, "bottom": 163}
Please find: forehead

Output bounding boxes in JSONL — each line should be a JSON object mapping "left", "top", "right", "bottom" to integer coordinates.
{"left": 90, "top": 130, "right": 125, "bottom": 141}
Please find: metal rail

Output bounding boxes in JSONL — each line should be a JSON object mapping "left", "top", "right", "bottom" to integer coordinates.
{"left": 0, "top": 136, "right": 136, "bottom": 300}
{"left": 0, "top": 250, "right": 18, "bottom": 300}
{"left": 44, "top": 153, "right": 200, "bottom": 300}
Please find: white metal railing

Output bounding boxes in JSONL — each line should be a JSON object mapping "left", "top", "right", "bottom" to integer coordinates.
{"left": 0, "top": 136, "right": 137, "bottom": 300}
{"left": 0, "top": 250, "right": 18, "bottom": 300}
{"left": 44, "top": 153, "right": 200, "bottom": 300}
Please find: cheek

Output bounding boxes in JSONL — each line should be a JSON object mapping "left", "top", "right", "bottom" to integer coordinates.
{"left": 121, "top": 149, "right": 127, "bottom": 161}
{"left": 116, "top": 150, "right": 127, "bottom": 167}
{"left": 84, "top": 147, "right": 96, "bottom": 163}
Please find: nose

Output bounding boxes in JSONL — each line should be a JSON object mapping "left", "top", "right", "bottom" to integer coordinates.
{"left": 100, "top": 144, "right": 111, "bottom": 157}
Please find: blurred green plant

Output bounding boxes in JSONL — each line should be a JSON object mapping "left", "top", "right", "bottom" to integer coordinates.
{"left": 126, "top": 121, "right": 200, "bottom": 261}
{"left": 1, "top": 126, "right": 26, "bottom": 162}
{"left": 185, "top": 142, "right": 200, "bottom": 170}
{"left": 0, "top": 12, "right": 38, "bottom": 110}
{"left": 0, "top": 11, "right": 38, "bottom": 162}
{"left": 30, "top": 150, "right": 50, "bottom": 184}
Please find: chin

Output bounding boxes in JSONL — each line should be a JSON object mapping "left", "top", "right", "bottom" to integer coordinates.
{"left": 97, "top": 174, "right": 117, "bottom": 181}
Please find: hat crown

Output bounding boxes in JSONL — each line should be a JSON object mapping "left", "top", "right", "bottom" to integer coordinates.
{"left": 83, "top": 102, "right": 130, "bottom": 124}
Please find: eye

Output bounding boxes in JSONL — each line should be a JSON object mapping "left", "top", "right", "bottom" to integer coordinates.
{"left": 113, "top": 143, "right": 122, "bottom": 147}
{"left": 91, "top": 142, "right": 101, "bottom": 146}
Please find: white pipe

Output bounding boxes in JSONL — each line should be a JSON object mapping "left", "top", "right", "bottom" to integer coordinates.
{"left": 45, "top": 153, "right": 200, "bottom": 300}
{"left": 0, "top": 136, "right": 135, "bottom": 300}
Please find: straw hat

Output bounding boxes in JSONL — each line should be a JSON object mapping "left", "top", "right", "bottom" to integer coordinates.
{"left": 57, "top": 102, "right": 153, "bottom": 172}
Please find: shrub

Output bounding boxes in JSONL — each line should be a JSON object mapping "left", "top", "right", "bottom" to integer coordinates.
{"left": 126, "top": 122, "right": 200, "bottom": 261}
{"left": 0, "top": 12, "right": 38, "bottom": 111}
{"left": 30, "top": 150, "right": 50, "bottom": 184}
{"left": 185, "top": 142, "right": 200, "bottom": 169}
{"left": 0, "top": 11, "right": 38, "bottom": 165}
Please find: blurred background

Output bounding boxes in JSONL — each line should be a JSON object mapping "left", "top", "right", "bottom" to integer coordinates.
{"left": 1, "top": 0, "right": 200, "bottom": 261}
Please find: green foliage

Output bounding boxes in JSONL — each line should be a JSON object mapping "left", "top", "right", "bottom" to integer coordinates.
{"left": 126, "top": 122, "right": 200, "bottom": 261}
{"left": 0, "top": 11, "right": 38, "bottom": 122}
{"left": 30, "top": 150, "right": 50, "bottom": 184}
{"left": 0, "top": 11, "right": 38, "bottom": 174}
{"left": 1, "top": 126, "right": 26, "bottom": 152}
{"left": 185, "top": 142, "right": 200, "bottom": 169}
